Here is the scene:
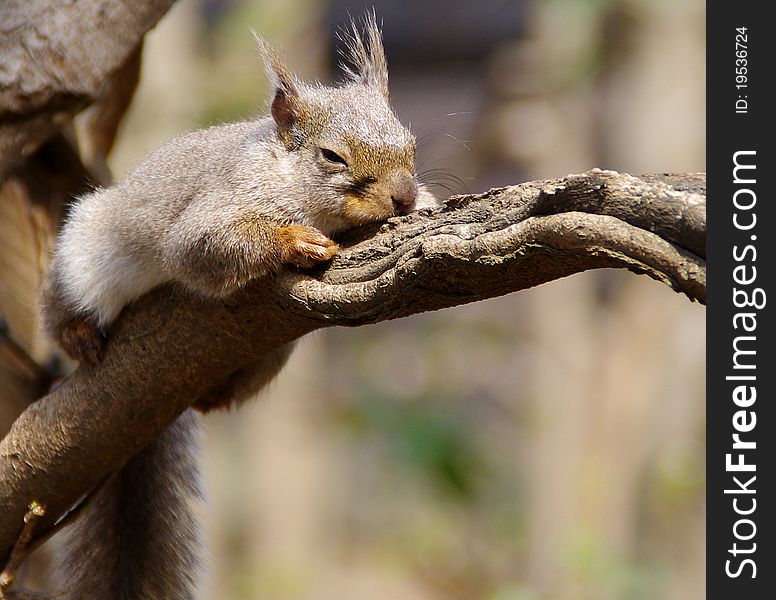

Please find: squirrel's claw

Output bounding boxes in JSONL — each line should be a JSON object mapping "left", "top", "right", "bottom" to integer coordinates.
{"left": 278, "top": 224, "right": 340, "bottom": 268}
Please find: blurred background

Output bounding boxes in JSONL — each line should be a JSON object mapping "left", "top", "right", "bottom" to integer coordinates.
{"left": 5, "top": 0, "right": 706, "bottom": 598}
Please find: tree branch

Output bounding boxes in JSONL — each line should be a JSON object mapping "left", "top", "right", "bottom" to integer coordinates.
{"left": 0, "top": 168, "right": 705, "bottom": 565}
{"left": 0, "top": 0, "right": 175, "bottom": 178}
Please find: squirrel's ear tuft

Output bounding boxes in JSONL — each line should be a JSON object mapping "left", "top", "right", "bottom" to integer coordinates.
{"left": 340, "top": 11, "right": 389, "bottom": 99}
{"left": 253, "top": 31, "right": 302, "bottom": 136}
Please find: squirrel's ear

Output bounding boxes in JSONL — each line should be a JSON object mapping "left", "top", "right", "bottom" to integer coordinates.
{"left": 254, "top": 32, "right": 302, "bottom": 135}
{"left": 341, "top": 11, "right": 389, "bottom": 99}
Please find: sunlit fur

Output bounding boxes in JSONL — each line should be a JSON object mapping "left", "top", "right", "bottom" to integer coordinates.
{"left": 40, "top": 16, "right": 439, "bottom": 600}
{"left": 44, "top": 18, "right": 435, "bottom": 339}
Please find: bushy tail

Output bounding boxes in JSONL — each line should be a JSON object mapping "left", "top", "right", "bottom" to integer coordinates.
{"left": 60, "top": 410, "right": 203, "bottom": 600}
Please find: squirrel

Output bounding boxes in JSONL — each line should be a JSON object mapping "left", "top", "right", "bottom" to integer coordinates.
{"left": 38, "top": 15, "right": 436, "bottom": 600}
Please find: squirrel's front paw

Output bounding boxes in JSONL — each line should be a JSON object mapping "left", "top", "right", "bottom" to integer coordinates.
{"left": 60, "top": 318, "right": 105, "bottom": 365}
{"left": 277, "top": 225, "right": 339, "bottom": 268}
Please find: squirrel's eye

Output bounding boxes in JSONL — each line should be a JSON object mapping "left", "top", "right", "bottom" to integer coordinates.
{"left": 321, "top": 148, "right": 348, "bottom": 166}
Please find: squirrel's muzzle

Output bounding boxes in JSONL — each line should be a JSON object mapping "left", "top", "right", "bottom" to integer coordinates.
{"left": 389, "top": 172, "right": 418, "bottom": 215}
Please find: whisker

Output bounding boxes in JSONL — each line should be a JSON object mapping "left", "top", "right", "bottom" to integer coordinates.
{"left": 418, "top": 168, "right": 467, "bottom": 182}
{"left": 443, "top": 133, "right": 472, "bottom": 152}
{"left": 424, "top": 181, "right": 458, "bottom": 195}
{"left": 417, "top": 167, "right": 470, "bottom": 194}
{"left": 410, "top": 111, "right": 475, "bottom": 137}
{"left": 415, "top": 132, "right": 435, "bottom": 148}
{"left": 418, "top": 154, "right": 466, "bottom": 167}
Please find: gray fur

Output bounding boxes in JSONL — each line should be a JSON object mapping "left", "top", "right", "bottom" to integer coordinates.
{"left": 42, "top": 20, "right": 437, "bottom": 600}
{"left": 42, "top": 43, "right": 433, "bottom": 335}
{"left": 339, "top": 11, "right": 390, "bottom": 99}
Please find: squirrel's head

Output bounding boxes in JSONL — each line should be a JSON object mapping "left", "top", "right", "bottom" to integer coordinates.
{"left": 255, "top": 15, "right": 422, "bottom": 230}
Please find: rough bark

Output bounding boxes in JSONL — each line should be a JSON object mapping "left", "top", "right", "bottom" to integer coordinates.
{"left": 0, "top": 168, "right": 705, "bottom": 564}
{"left": 0, "top": 0, "right": 174, "bottom": 178}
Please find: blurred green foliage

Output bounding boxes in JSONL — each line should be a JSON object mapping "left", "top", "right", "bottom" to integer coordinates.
{"left": 338, "top": 391, "right": 483, "bottom": 499}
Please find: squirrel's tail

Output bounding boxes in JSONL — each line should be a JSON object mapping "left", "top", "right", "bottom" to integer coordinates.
{"left": 60, "top": 410, "right": 203, "bottom": 600}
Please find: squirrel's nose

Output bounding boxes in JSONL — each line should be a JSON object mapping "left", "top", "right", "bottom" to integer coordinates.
{"left": 390, "top": 175, "right": 418, "bottom": 215}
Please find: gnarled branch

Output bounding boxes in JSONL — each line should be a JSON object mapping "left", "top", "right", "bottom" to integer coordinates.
{"left": 0, "top": 168, "right": 705, "bottom": 565}
{"left": 0, "top": 0, "right": 175, "bottom": 178}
